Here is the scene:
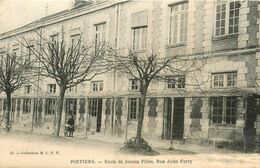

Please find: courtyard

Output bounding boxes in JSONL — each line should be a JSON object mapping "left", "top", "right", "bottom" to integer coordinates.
{"left": 0, "top": 130, "right": 259, "bottom": 168}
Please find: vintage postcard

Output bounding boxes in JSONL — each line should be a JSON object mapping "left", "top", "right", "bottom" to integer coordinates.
{"left": 0, "top": 0, "right": 260, "bottom": 167}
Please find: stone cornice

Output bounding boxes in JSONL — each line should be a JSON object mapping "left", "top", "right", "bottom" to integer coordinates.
{"left": 0, "top": 0, "right": 129, "bottom": 40}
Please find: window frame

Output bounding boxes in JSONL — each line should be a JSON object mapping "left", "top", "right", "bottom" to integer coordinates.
{"left": 128, "top": 98, "right": 140, "bottom": 120}
{"left": 68, "top": 85, "right": 77, "bottom": 93}
{"left": 47, "top": 84, "right": 56, "bottom": 94}
{"left": 12, "top": 45, "right": 19, "bottom": 56}
{"left": 27, "top": 44, "right": 34, "bottom": 62}
{"left": 90, "top": 98, "right": 102, "bottom": 117}
{"left": 45, "top": 98, "right": 57, "bottom": 116}
{"left": 91, "top": 81, "right": 104, "bottom": 92}
{"left": 22, "top": 98, "right": 31, "bottom": 114}
{"left": 210, "top": 96, "right": 237, "bottom": 125}
{"left": 132, "top": 26, "right": 148, "bottom": 51}
{"left": 212, "top": 72, "right": 237, "bottom": 88}
{"left": 168, "top": 2, "right": 189, "bottom": 45}
{"left": 0, "top": 50, "right": 4, "bottom": 66}
{"left": 214, "top": 1, "right": 240, "bottom": 37}
{"left": 167, "top": 75, "right": 186, "bottom": 89}
{"left": 129, "top": 79, "right": 139, "bottom": 91}
{"left": 66, "top": 98, "right": 77, "bottom": 116}
{"left": 50, "top": 34, "right": 59, "bottom": 43}
{"left": 24, "top": 85, "right": 32, "bottom": 94}
{"left": 94, "top": 22, "right": 106, "bottom": 44}
{"left": 71, "top": 34, "right": 81, "bottom": 50}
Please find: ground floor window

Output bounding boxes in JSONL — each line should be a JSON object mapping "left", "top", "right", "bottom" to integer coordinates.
{"left": 11, "top": 99, "right": 16, "bottom": 120}
{"left": 128, "top": 98, "right": 140, "bottom": 120}
{"left": 210, "top": 97, "right": 237, "bottom": 125}
{"left": 45, "top": 98, "right": 56, "bottom": 116}
{"left": 23, "top": 98, "right": 31, "bottom": 114}
{"left": 90, "top": 99, "right": 98, "bottom": 116}
{"left": 66, "top": 99, "right": 77, "bottom": 116}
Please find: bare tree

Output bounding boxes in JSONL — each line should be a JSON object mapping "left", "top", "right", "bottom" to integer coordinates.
{"left": 0, "top": 51, "right": 34, "bottom": 132}
{"left": 19, "top": 31, "right": 109, "bottom": 137}
{"left": 108, "top": 49, "right": 207, "bottom": 146}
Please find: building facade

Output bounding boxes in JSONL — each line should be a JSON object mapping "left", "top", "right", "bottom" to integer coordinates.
{"left": 1, "top": 0, "right": 260, "bottom": 151}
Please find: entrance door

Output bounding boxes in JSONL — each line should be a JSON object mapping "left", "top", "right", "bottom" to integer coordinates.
{"left": 163, "top": 97, "right": 185, "bottom": 140}
{"left": 245, "top": 97, "right": 257, "bottom": 152}
{"left": 96, "top": 99, "right": 103, "bottom": 132}
{"left": 172, "top": 98, "right": 185, "bottom": 139}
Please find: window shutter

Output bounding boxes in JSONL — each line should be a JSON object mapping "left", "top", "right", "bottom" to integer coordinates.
{"left": 127, "top": 99, "right": 130, "bottom": 120}
{"left": 88, "top": 98, "right": 92, "bottom": 116}
{"left": 79, "top": 98, "right": 85, "bottom": 114}
{"left": 116, "top": 98, "right": 123, "bottom": 116}
{"left": 131, "top": 10, "right": 148, "bottom": 27}
{"left": 148, "top": 98, "right": 158, "bottom": 117}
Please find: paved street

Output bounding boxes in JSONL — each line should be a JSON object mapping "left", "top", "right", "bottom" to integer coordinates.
{"left": 0, "top": 131, "right": 259, "bottom": 168}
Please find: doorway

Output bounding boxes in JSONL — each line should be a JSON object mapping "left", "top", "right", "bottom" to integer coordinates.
{"left": 89, "top": 98, "right": 103, "bottom": 132}
{"left": 163, "top": 97, "right": 185, "bottom": 140}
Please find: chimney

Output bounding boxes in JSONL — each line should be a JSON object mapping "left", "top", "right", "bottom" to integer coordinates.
{"left": 74, "top": 0, "right": 93, "bottom": 8}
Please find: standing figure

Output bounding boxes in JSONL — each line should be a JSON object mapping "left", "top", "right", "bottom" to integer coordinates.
{"left": 67, "top": 115, "right": 75, "bottom": 137}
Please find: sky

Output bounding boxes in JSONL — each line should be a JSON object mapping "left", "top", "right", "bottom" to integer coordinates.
{"left": 0, "top": 0, "right": 74, "bottom": 34}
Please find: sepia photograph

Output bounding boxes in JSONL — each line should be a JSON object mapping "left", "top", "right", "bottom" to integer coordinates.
{"left": 0, "top": 0, "right": 260, "bottom": 167}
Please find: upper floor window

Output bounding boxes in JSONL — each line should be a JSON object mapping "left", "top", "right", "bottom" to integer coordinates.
{"left": 132, "top": 27, "right": 147, "bottom": 51}
{"left": 50, "top": 34, "right": 59, "bottom": 43}
{"left": 27, "top": 44, "right": 34, "bottom": 61}
{"left": 215, "top": 1, "right": 240, "bottom": 36}
{"left": 91, "top": 81, "right": 103, "bottom": 92}
{"left": 0, "top": 50, "right": 4, "bottom": 65}
{"left": 169, "top": 2, "right": 188, "bottom": 44}
{"left": 12, "top": 45, "right": 19, "bottom": 56}
{"left": 129, "top": 79, "right": 139, "bottom": 91}
{"left": 95, "top": 22, "right": 106, "bottom": 44}
{"left": 131, "top": 10, "right": 148, "bottom": 51}
{"left": 24, "top": 85, "right": 32, "bottom": 94}
{"left": 71, "top": 34, "right": 81, "bottom": 49}
{"left": 68, "top": 85, "right": 77, "bottom": 93}
{"left": 47, "top": 84, "right": 56, "bottom": 93}
{"left": 212, "top": 72, "right": 237, "bottom": 88}
{"left": 167, "top": 75, "right": 185, "bottom": 89}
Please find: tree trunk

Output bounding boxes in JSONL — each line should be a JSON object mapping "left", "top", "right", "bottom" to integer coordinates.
{"left": 54, "top": 86, "right": 66, "bottom": 137}
{"left": 5, "top": 91, "right": 12, "bottom": 132}
{"left": 135, "top": 88, "right": 147, "bottom": 145}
